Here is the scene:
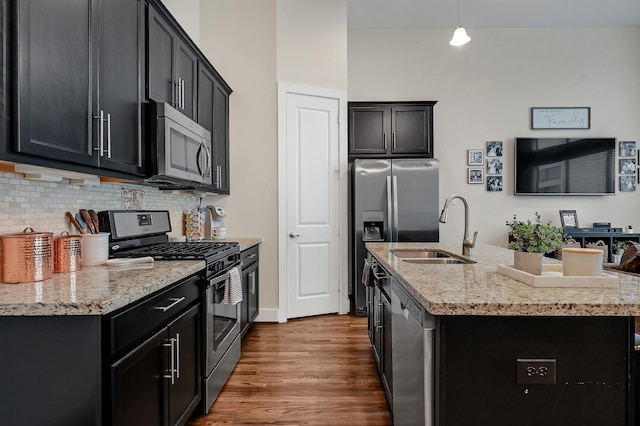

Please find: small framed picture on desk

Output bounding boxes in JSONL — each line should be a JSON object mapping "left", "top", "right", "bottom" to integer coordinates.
{"left": 559, "top": 210, "right": 579, "bottom": 228}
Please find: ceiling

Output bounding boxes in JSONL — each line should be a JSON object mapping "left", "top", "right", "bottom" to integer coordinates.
{"left": 347, "top": 0, "right": 640, "bottom": 29}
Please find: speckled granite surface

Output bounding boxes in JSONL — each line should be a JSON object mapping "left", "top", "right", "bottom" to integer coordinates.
{"left": 221, "top": 237, "right": 262, "bottom": 252}
{"left": 366, "top": 242, "right": 640, "bottom": 316}
{"left": 0, "top": 260, "right": 204, "bottom": 316}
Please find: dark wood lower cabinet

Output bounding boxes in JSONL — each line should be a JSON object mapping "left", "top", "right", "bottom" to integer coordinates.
{"left": 437, "top": 316, "right": 634, "bottom": 426}
{"left": 0, "top": 274, "right": 203, "bottom": 426}
{"left": 111, "top": 327, "right": 166, "bottom": 426}
{"left": 240, "top": 245, "right": 259, "bottom": 338}
{"left": 110, "top": 304, "right": 200, "bottom": 426}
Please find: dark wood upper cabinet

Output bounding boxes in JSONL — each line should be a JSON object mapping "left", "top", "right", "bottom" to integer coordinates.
{"left": 348, "top": 101, "right": 436, "bottom": 160}
{"left": 212, "top": 80, "right": 230, "bottom": 193}
{"left": 97, "top": 0, "right": 145, "bottom": 175}
{"left": 197, "top": 61, "right": 231, "bottom": 194}
{"left": 14, "top": 0, "right": 145, "bottom": 176}
{"left": 147, "top": 6, "right": 197, "bottom": 121}
{"left": 15, "top": 0, "right": 95, "bottom": 166}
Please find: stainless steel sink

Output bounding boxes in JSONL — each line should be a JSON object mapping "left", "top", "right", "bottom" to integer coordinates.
{"left": 402, "top": 258, "right": 470, "bottom": 265}
{"left": 390, "top": 249, "right": 451, "bottom": 259}
{"left": 390, "top": 248, "right": 475, "bottom": 264}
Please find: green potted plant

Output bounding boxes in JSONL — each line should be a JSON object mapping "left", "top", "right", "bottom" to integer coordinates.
{"left": 613, "top": 240, "right": 630, "bottom": 264}
{"left": 506, "top": 212, "right": 563, "bottom": 275}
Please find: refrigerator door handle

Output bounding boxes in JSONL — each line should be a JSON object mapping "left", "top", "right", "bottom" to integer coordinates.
{"left": 392, "top": 175, "right": 399, "bottom": 242}
{"left": 386, "top": 175, "right": 392, "bottom": 242}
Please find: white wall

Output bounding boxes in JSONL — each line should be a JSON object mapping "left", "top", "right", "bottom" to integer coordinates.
{"left": 199, "top": 0, "right": 279, "bottom": 310}
{"left": 161, "top": 0, "right": 201, "bottom": 46}
{"left": 348, "top": 27, "right": 640, "bottom": 247}
{"left": 197, "top": 0, "right": 348, "bottom": 314}
{"left": 276, "top": 0, "right": 348, "bottom": 91}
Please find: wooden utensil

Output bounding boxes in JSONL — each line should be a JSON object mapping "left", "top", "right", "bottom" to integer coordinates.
{"left": 88, "top": 210, "right": 100, "bottom": 234}
{"left": 65, "top": 212, "right": 86, "bottom": 234}
{"left": 80, "top": 209, "right": 96, "bottom": 234}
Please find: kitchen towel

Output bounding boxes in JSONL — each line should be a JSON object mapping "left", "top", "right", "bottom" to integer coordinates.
{"left": 362, "top": 259, "right": 372, "bottom": 287}
{"left": 224, "top": 266, "right": 243, "bottom": 305}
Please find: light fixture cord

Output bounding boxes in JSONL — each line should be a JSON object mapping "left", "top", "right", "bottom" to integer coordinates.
{"left": 457, "top": 0, "right": 461, "bottom": 27}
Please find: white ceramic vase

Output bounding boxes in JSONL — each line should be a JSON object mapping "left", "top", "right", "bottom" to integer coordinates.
{"left": 513, "top": 251, "right": 543, "bottom": 275}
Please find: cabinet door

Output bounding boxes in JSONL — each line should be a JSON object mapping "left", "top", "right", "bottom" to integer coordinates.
{"left": 372, "top": 285, "right": 382, "bottom": 369}
{"left": 197, "top": 63, "right": 214, "bottom": 133}
{"left": 175, "top": 40, "right": 197, "bottom": 120}
{"left": 15, "top": 0, "right": 96, "bottom": 166}
{"left": 247, "top": 261, "right": 259, "bottom": 325}
{"left": 212, "top": 80, "right": 230, "bottom": 193}
{"left": 98, "top": 0, "right": 144, "bottom": 175}
{"left": 367, "top": 285, "right": 374, "bottom": 344}
{"left": 110, "top": 327, "right": 167, "bottom": 426}
{"left": 240, "top": 265, "right": 250, "bottom": 337}
{"left": 381, "top": 293, "right": 393, "bottom": 402}
{"left": 168, "top": 304, "right": 201, "bottom": 426}
{"left": 349, "top": 107, "right": 389, "bottom": 156}
{"left": 390, "top": 105, "right": 433, "bottom": 156}
{"left": 147, "top": 6, "right": 175, "bottom": 106}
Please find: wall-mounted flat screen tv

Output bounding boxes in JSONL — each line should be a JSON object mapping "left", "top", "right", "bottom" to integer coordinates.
{"left": 514, "top": 138, "right": 616, "bottom": 195}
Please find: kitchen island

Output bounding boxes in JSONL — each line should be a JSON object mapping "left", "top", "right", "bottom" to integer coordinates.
{"left": 366, "top": 242, "right": 638, "bottom": 426}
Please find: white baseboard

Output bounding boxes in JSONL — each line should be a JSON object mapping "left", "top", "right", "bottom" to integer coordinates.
{"left": 255, "top": 308, "right": 281, "bottom": 323}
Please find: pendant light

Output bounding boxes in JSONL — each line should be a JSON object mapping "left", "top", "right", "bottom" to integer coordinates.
{"left": 450, "top": 0, "right": 470, "bottom": 46}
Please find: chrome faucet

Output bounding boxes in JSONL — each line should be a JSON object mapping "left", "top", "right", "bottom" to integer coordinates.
{"left": 439, "top": 194, "right": 478, "bottom": 256}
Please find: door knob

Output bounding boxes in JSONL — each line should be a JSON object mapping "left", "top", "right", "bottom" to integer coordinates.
{"left": 289, "top": 232, "right": 300, "bottom": 238}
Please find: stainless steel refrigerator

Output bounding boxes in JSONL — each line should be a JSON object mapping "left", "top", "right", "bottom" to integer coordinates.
{"left": 351, "top": 158, "right": 439, "bottom": 316}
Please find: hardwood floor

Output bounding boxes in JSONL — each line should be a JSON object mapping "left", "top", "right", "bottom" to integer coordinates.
{"left": 188, "top": 314, "right": 392, "bottom": 426}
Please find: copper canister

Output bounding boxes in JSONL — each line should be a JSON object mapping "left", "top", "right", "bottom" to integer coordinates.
{"left": 54, "top": 231, "right": 82, "bottom": 273}
{"left": 0, "top": 228, "right": 53, "bottom": 283}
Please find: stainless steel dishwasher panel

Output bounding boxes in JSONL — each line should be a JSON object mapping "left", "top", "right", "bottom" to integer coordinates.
{"left": 392, "top": 279, "right": 436, "bottom": 426}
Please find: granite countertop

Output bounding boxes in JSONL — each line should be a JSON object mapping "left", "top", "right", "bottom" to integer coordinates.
{"left": 0, "top": 260, "right": 205, "bottom": 316}
{"left": 223, "top": 237, "right": 262, "bottom": 251}
{"left": 366, "top": 242, "right": 640, "bottom": 316}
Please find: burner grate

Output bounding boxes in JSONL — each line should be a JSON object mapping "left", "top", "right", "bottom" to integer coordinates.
{"left": 113, "top": 241, "right": 239, "bottom": 260}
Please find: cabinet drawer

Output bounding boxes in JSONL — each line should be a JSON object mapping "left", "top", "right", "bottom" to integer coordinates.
{"left": 241, "top": 245, "right": 259, "bottom": 268}
{"left": 107, "top": 273, "right": 202, "bottom": 356}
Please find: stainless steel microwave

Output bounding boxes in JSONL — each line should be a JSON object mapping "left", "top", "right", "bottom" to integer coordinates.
{"left": 146, "top": 102, "right": 212, "bottom": 186}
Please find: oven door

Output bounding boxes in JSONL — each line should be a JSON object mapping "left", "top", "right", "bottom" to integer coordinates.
{"left": 204, "top": 264, "right": 241, "bottom": 375}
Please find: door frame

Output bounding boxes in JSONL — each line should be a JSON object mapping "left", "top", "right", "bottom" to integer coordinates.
{"left": 277, "top": 82, "right": 348, "bottom": 322}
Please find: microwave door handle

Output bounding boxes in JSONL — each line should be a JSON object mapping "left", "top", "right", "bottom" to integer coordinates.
{"left": 204, "top": 144, "right": 212, "bottom": 179}
{"left": 196, "top": 143, "right": 204, "bottom": 177}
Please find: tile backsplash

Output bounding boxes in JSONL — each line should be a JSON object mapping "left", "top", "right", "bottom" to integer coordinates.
{"left": 0, "top": 171, "right": 201, "bottom": 236}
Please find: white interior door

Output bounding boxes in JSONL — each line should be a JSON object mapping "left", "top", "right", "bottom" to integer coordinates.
{"left": 282, "top": 90, "right": 341, "bottom": 319}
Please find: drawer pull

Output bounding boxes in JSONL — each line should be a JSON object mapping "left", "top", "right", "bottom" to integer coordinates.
{"left": 153, "top": 297, "right": 185, "bottom": 312}
{"left": 247, "top": 253, "right": 257, "bottom": 259}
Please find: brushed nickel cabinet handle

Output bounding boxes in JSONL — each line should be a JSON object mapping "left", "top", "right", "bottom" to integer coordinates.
{"left": 153, "top": 297, "right": 185, "bottom": 312}
{"left": 93, "top": 110, "right": 104, "bottom": 155}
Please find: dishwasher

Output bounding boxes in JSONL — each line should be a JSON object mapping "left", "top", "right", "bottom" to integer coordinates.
{"left": 392, "top": 278, "right": 436, "bottom": 426}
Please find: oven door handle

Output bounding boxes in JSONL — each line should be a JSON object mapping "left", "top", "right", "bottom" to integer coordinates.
{"left": 206, "top": 260, "right": 243, "bottom": 288}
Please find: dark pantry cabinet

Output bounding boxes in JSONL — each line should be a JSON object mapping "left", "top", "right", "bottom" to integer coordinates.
{"left": 348, "top": 101, "right": 436, "bottom": 160}
{"left": 12, "top": 0, "right": 145, "bottom": 176}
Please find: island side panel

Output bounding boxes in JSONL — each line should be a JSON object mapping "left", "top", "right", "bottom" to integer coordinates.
{"left": 437, "top": 315, "right": 634, "bottom": 426}
{"left": 0, "top": 315, "right": 102, "bottom": 425}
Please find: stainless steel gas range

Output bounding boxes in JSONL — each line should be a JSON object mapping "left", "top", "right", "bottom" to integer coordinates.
{"left": 99, "top": 210, "right": 242, "bottom": 414}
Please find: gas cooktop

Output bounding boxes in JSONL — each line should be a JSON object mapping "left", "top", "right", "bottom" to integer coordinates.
{"left": 111, "top": 241, "right": 239, "bottom": 261}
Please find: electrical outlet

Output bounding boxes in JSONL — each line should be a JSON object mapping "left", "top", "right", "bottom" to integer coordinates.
{"left": 516, "top": 358, "right": 556, "bottom": 385}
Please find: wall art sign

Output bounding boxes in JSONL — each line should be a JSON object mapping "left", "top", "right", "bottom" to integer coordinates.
{"left": 531, "top": 107, "right": 590, "bottom": 129}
